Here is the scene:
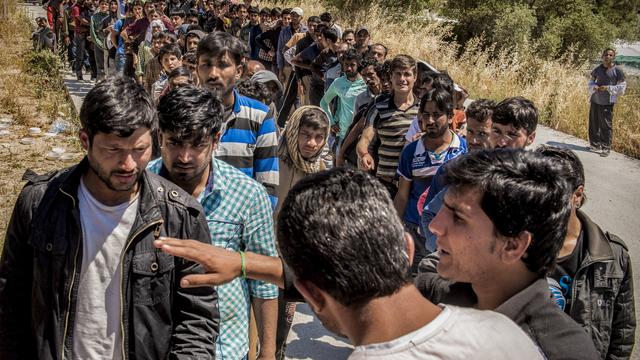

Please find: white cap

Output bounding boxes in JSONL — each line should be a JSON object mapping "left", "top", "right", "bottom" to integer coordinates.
{"left": 291, "top": 7, "right": 303, "bottom": 16}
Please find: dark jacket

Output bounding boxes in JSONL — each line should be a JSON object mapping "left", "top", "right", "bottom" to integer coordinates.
{"left": 0, "top": 158, "right": 219, "bottom": 359}
{"left": 571, "top": 211, "right": 635, "bottom": 359}
{"left": 415, "top": 273, "right": 600, "bottom": 360}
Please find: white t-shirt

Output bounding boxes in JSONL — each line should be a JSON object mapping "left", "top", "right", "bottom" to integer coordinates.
{"left": 72, "top": 179, "right": 140, "bottom": 360}
{"left": 348, "top": 305, "right": 544, "bottom": 360}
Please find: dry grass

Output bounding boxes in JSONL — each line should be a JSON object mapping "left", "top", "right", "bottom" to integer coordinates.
{"left": 0, "top": 6, "right": 82, "bottom": 248}
{"left": 268, "top": 0, "right": 640, "bottom": 158}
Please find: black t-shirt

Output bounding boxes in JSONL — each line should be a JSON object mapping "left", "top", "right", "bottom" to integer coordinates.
{"left": 547, "top": 230, "right": 584, "bottom": 314}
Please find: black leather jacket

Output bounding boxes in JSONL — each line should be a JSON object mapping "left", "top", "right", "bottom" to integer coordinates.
{"left": 570, "top": 211, "right": 635, "bottom": 360}
{"left": 0, "top": 158, "right": 219, "bottom": 359}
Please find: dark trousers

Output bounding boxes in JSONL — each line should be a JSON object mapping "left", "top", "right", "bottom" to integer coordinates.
{"left": 277, "top": 72, "right": 299, "bottom": 128}
{"left": 308, "top": 77, "right": 325, "bottom": 106}
{"left": 588, "top": 102, "right": 614, "bottom": 150}
{"left": 274, "top": 299, "right": 296, "bottom": 360}
{"left": 73, "top": 32, "right": 96, "bottom": 78}
{"left": 93, "top": 45, "right": 107, "bottom": 78}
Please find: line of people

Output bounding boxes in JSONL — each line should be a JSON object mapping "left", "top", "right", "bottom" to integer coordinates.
{"left": 14, "top": 1, "right": 637, "bottom": 359}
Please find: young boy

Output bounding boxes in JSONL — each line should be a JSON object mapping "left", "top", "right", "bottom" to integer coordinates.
{"left": 152, "top": 43, "right": 182, "bottom": 102}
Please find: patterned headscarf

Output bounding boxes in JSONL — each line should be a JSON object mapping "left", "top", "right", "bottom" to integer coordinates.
{"left": 278, "top": 106, "right": 330, "bottom": 174}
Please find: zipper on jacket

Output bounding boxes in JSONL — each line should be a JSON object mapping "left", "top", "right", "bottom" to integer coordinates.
{"left": 119, "top": 220, "right": 164, "bottom": 360}
{"left": 59, "top": 188, "right": 80, "bottom": 360}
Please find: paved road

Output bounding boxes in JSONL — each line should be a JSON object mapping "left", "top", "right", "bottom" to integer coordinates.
{"left": 20, "top": 3, "right": 640, "bottom": 358}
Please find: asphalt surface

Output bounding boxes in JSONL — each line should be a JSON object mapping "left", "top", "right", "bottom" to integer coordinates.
{"left": 21, "top": 3, "right": 640, "bottom": 358}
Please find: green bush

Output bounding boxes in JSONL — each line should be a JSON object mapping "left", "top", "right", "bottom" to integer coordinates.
{"left": 22, "top": 50, "right": 61, "bottom": 78}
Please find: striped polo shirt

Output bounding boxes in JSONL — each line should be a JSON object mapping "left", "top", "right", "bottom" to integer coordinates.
{"left": 366, "top": 94, "right": 420, "bottom": 179}
{"left": 215, "top": 89, "right": 279, "bottom": 208}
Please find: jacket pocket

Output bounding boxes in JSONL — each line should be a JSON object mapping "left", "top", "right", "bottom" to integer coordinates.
{"left": 131, "top": 251, "right": 175, "bottom": 305}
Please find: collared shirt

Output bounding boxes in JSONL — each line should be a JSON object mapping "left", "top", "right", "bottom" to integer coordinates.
{"left": 366, "top": 95, "right": 420, "bottom": 179}
{"left": 148, "top": 157, "right": 279, "bottom": 360}
{"left": 397, "top": 133, "right": 467, "bottom": 225}
{"left": 215, "top": 89, "right": 279, "bottom": 208}
{"left": 319, "top": 75, "right": 367, "bottom": 139}
{"left": 277, "top": 24, "right": 306, "bottom": 70}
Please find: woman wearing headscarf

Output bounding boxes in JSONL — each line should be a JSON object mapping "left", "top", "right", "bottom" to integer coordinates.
{"left": 274, "top": 105, "right": 330, "bottom": 360}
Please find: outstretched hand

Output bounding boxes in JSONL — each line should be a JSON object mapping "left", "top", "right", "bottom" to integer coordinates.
{"left": 154, "top": 237, "right": 242, "bottom": 288}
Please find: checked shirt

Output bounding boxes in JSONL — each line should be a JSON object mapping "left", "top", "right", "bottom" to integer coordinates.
{"left": 148, "top": 157, "right": 279, "bottom": 360}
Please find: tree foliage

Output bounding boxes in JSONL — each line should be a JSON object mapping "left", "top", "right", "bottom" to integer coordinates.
{"left": 439, "top": 0, "right": 639, "bottom": 62}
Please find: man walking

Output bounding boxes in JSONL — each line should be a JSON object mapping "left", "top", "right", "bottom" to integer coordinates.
{"left": 150, "top": 86, "right": 279, "bottom": 360}
{"left": 196, "top": 32, "right": 280, "bottom": 207}
{"left": 0, "top": 77, "right": 218, "bottom": 359}
{"left": 588, "top": 48, "right": 626, "bottom": 157}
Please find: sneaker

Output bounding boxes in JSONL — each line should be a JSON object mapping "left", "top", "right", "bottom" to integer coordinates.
{"left": 76, "top": 74, "right": 83, "bottom": 81}
{"left": 588, "top": 144, "right": 601, "bottom": 153}
{"left": 600, "top": 149, "right": 610, "bottom": 157}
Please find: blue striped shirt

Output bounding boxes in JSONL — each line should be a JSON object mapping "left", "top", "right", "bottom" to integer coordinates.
{"left": 215, "top": 89, "right": 279, "bottom": 208}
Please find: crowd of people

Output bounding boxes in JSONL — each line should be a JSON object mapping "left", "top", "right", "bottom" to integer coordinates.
{"left": 6, "top": 0, "right": 635, "bottom": 359}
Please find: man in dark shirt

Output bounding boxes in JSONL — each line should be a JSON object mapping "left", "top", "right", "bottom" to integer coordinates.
{"left": 416, "top": 149, "right": 599, "bottom": 360}
{"left": 538, "top": 146, "right": 635, "bottom": 359}
{"left": 71, "top": 0, "right": 97, "bottom": 80}
{"left": 588, "top": 48, "right": 626, "bottom": 157}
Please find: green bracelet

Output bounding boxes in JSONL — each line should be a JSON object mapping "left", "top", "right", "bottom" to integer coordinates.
{"left": 239, "top": 251, "right": 246, "bottom": 278}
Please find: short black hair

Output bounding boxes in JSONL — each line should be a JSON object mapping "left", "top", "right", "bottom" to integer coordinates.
{"left": 602, "top": 47, "right": 616, "bottom": 56}
{"left": 235, "top": 79, "right": 270, "bottom": 104}
{"left": 299, "top": 107, "right": 329, "bottom": 131}
{"left": 420, "top": 88, "right": 454, "bottom": 117}
{"left": 321, "top": 26, "right": 338, "bottom": 43}
{"left": 259, "top": 7, "right": 270, "bottom": 15}
{"left": 158, "top": 43, "right": 182, "bottom": 63}
{"left": 197, "top": 31, "right": 246, "bottom": 67}
{"left": 342, "top": 29, "right": 355, "bottom": 39}
{"left": 465, "top": 99, "right": 496, "bottom": 123}
{"left": 341, "top": 48, "right": 362, "bottom": 65}
{"left": 493, "top": 97, "right": 538, "bottom": 135}
{"left": 169, "top": 9, "right": 185, "bottom": 18}
{"left": 270, "top": 7, "right": 281, "bottom": 17}
{"left": 369, "top": 43, "right": 388, "bottom": 56}
{"left": 535, "top": 145, "right": 586, "bottom": 207}
{"left": 319, "top": 12, "right": 332, "bottom": 23}
{"left": 80, "top": 76, "right": 156, "bottom": 140}
{"left": 157, "top": 86, "right": 224, "bottom": 143}
{"left": 443, "top": 149, "right": 573, "bottom": 276}
{"left": 282, "top": 7, "right": 292, "bottom": 15}
{"left": 358, "top": 55, "right": 378, "bottom": 72}
{"left": 307, "top": 15, "right": 320, "bottom": 24}
{"left": 168, "top": 66, "right": 193, "bottom": 81}
{"left": 278, "top": 168, "right": 411, "bottom": 308}
{"left": 248, "top": 5, "right": 259, "bottom": 14}
{"left": 431, "top": 72, "right": 454, "bottom": 95}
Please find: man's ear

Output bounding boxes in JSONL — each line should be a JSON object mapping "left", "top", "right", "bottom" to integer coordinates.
{"left": 404, "top": 232, "right": 415, "bottom": 266}
{"left": 235, "top": 60, "right": 244, "bottom": 80}
{"left": 212, "top": 132, "right": 222, "bottom": 151}
{"left": 79, "top": 130, "right": 90, "bottom": 151}
{"left": 294, "top": 279, "right": 326, "bottom": 314}
{"left": 526, "top": 130, "right": 536, "bottom": 147}
{"left": 500, "top": 231, "right": 532, "bottom": 265}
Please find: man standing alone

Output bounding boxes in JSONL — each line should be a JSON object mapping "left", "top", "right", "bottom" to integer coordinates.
{"left": 588, "top": 48, "right": 626, "bottom": 157}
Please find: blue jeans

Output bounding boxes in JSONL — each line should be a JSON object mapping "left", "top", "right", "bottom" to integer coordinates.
{"left": 115, "top": 52, "right": 126, "bottom": 74}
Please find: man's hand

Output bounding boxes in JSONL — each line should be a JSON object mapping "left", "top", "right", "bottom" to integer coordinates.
{"left": 330, "top": 124, "right": 340, "bottom": 136}
{"left": 359, "top": 153, "right": 375, "bottom": 170}
{"left": 154, "top": 237, "right": 241, "bottom": 288}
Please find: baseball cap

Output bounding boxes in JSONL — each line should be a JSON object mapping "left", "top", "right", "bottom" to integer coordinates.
{"left": 356, "top": 26, "right": 369, "bottom": 35}
{"left": 251, "top": 70, "right": 284, "bottom": 93}
{"left": 291, "top": 7, "right": 303, "bottom": 16}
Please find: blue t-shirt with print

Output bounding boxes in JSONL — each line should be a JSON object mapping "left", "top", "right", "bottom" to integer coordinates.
{"left": 397, "top": 133, "right": 467, "bottom": 225}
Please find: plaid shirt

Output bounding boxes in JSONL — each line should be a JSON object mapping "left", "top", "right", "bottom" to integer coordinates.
{"left": 148, "top": 157, "right": 279, "bottom": 360}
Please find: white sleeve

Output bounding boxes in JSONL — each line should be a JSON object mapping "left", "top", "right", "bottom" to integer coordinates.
{"left": 405, "top": 117, "right": 421, "bottom": 142}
